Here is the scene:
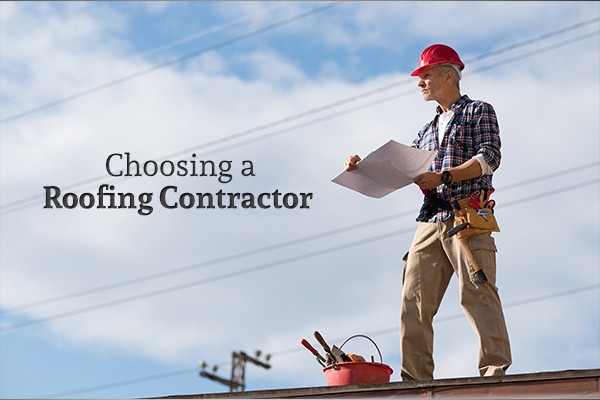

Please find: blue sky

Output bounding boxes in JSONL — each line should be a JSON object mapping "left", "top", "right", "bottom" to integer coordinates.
{"left": 1, "top": 1, "right": 599, "bottom": 398}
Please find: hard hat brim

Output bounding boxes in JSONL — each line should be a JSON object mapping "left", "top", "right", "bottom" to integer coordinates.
{"left": 410, "top": 61, "right": 464, "bottom": 77}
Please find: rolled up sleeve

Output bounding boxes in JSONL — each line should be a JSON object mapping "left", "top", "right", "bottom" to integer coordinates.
{"left": 473, "top": 102, "right": 501, "bottom": 172}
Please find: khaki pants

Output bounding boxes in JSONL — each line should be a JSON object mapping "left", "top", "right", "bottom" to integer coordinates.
{"left": 400, "top": 220, "right": 512, "bottom": 380}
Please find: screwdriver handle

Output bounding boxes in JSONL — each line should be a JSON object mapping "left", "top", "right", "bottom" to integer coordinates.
{"left": 314, "top": 331, "right": 332, "bottom": 353}
{"left": 301, "top": 339, "right": 326, "bottom": 362}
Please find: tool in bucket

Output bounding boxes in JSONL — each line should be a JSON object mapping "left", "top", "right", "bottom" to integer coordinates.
{"left": 321, "top": 334, "right": 393, "bottom": 386}
{"left": 314, "top": 331, "right": 352, "bottom": 363}
{"left": 300, "top": 339, "right": 327, "bottom": 367}
{"left": 447, "top": 190, "right": 500, "bottom": 284}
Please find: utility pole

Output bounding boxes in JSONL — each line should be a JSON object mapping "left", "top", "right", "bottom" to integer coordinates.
{"left": 199, "top": 350, "right": 271, "bottom": 392}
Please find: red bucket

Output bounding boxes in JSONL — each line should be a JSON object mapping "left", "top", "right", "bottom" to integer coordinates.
{"left": 322, "top": 334, "right": 393, "bottom": 386}
{"left": 323, "top": 361, "right": 393, "bottom": 386}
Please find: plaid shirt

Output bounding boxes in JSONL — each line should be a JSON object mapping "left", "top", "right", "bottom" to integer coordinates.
{"left": 412, "top": 95, "right": 502, "bottom": 222}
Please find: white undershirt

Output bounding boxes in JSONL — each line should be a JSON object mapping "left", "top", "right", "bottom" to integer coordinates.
{"left": 439, "top": 110, "right": 493, "bottom": 176}
{"left": 438, "top": 110, "right": 453, "bottom": 141}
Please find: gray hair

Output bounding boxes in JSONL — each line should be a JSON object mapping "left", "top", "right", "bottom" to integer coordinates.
{"left": 437, "top": 64, "right": 461, "bottom": 89}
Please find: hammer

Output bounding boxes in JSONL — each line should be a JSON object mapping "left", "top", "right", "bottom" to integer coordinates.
{"left": 458, "top": 235, "right": 488, "bottom": 284}
{"left": 447, "top": 203, "right": 488, "bottom": 285}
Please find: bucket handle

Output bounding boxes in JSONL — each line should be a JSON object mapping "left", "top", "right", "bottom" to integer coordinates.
{"left": 339, "top": 334, "right": 384, "bottom": 364}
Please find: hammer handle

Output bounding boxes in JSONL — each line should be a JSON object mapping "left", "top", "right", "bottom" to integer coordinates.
{"left": 459, "top": 237, "right": 488, "bottom": 284}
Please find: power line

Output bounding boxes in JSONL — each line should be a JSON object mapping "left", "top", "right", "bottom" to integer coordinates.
{"left": 274, "top": 283, "right": 600, "bottom": 351}
{"left": 3, "top": 11, "right": 596, "bottom": 126}
{"left": 36, "top": 367, "right": 198, "bottom": 399}
{"left": 128, "top": 23, "right": 600, "bottom": 159}
{"left": 2, "top": 161, "right": 597, "bottom": 316}
{"left": 1, "top": 214, "right": 418, "bottom": 315}
{"left": 34, "top": 283, "right": 600, "bottom": 398}
{"left": 1, "top": 17, "right": 598, "bottom": 214}
{"left": 137, "top": 3, "right": 292, "bottom": 59}
{"left": 0, "top": 227, "right": 416, "bottom": 332}
{"left": 464, "top": 16, "right": 599, "bottom": 63}
{"left": 0, "top": 86, "right": 418, "bottom": 215}
{"left": 469, "top": 30, "right": 600, "bottom": 75}
{"left": 2, "top": 177, "right": 598, "bottom": 333}
{"left": 496, "top": 161, "right": 600, "bottom": 191}
{"left": 0, "top": 2, "right": 345, "bottom": 124}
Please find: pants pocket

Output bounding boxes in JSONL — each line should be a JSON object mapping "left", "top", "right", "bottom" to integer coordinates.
{"left": 466, "top": 234, "right": 498, "bottom": 284}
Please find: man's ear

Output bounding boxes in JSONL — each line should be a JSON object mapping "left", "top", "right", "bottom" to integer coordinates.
{"left": 444, "top": 70, "right": 454, "bottom": 83}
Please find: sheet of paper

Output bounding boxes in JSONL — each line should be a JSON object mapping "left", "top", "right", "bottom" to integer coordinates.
{"left": 332, "top": 139, "right": 437, "bottom": 198}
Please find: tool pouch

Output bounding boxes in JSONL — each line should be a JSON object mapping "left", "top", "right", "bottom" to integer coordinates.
{"left": 452, "top": 198, "right": 500, "bottom": 239}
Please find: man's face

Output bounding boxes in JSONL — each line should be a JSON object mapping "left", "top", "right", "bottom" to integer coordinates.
{"left": 417, "top": 66, "right": 445, "bottom": 102}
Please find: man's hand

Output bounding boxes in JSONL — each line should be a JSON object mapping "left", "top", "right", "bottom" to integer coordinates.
{"left": 345, "top": 154, "right": 361, "bottom": 171}
{"left": 414, "top": 172, "right": 442, "bottom": 190}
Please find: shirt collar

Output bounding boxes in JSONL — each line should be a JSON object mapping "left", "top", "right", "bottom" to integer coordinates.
{"left": 436, "top": 94, "right": 470, "bottom": 115}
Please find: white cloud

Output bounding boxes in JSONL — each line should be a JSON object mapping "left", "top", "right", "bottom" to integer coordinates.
{"left": 235, "top": 50, "right": 307, "bottom": 85}
{"left": 1, "top": 2, "right": 129, "bottom": 113}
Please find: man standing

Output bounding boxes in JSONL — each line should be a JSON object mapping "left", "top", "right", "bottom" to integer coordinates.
{"left": 345, "top": 44, "right": 511, "bottom": 380}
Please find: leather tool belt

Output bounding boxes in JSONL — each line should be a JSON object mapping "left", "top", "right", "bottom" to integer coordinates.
{"left": 448, "top": 195, "right": 500, "bottom": 239}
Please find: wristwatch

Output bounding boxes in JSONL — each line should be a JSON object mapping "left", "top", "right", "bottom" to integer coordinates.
{"left": 441, "top": 170, "right": 453, "bottom": 185}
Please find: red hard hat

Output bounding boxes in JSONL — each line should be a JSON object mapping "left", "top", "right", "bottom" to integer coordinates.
{"left": 410, "top": 44, "right": 465, "bottom": 77}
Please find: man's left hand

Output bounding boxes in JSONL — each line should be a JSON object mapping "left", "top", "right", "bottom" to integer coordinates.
{"left": 414, "top": 172, "right": 442, "bottom": 190}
